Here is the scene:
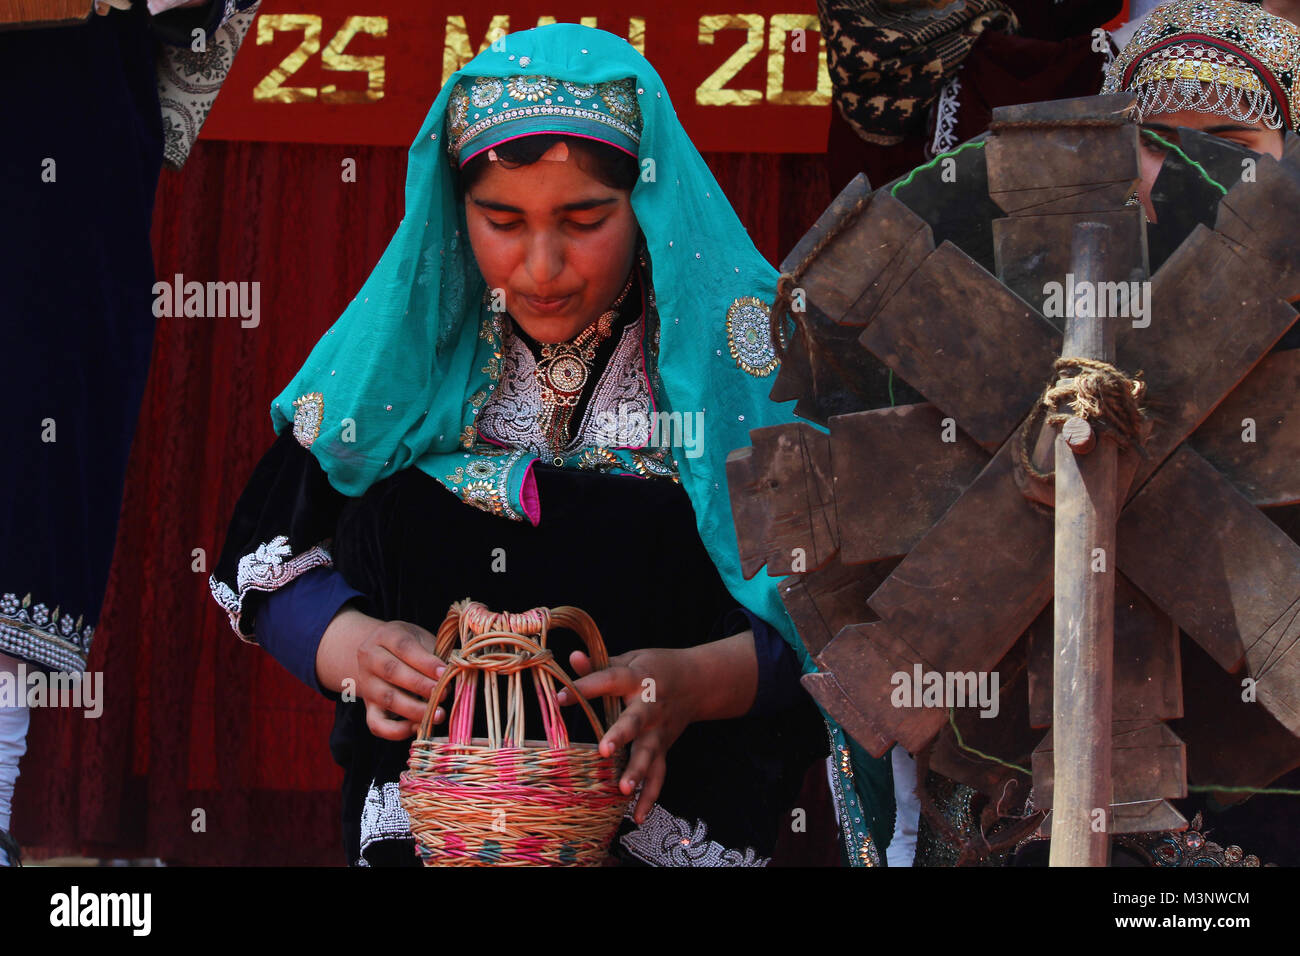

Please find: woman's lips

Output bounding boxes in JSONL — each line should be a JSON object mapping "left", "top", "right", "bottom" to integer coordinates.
{"left": 521, "top": 293, "right": 573, "bottom": 315}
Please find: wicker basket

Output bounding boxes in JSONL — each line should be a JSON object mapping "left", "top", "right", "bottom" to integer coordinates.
{"left": 398, "top": 599, "right": 628, "bottom": 866}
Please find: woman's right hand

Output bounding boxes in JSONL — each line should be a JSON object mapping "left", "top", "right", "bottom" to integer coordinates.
{"left": 316, "top": 607, "right": 448, "bottom": 740}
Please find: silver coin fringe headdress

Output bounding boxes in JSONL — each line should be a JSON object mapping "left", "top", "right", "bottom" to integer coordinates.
{"left": 1102, "top": 0, "right": 1300, "bottom": 133}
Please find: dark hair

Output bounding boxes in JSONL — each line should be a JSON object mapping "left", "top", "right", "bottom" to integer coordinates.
{"left": 455, "top": 133, "right": 639, "bottom": 196}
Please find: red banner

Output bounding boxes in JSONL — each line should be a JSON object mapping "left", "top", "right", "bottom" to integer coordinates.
{"left": 201, "top": 1, "right": 833, "bottom": 153}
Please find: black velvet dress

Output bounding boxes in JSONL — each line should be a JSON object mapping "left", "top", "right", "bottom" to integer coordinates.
{"left": 330, "top": 458, "right": 825, "bottom": 866}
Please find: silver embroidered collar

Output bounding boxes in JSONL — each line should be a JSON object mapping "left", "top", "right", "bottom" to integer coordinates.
{"left": 477, "top": 313, "right": 653, "bottom": 461}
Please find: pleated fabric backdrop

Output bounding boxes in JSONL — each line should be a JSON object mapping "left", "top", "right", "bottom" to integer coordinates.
{"left": 13, "top": 138, "right": 834, "bottom": 865}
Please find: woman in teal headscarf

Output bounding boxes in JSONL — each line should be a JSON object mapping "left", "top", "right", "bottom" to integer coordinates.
{"left": 210, "top": 22, "right": 891, "bottom": 866}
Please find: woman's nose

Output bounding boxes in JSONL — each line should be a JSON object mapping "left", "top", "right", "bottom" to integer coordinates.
{"left": 523, "top": 232, "right": 564, "bottom": 285}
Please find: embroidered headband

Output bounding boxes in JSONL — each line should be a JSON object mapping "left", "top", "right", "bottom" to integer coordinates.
{"left": 446, "top": 72, "right": 644, "bottom": 166}
{"left": 1102, "top": 0, "right": 1300, "bottom": 132}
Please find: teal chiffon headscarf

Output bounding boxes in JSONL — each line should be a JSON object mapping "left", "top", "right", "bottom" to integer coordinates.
{"left": 268, "top": 22, "right": 891, "bottom": 863}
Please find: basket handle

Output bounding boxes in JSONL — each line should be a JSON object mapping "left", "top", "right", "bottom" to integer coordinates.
{"left": 541, "top": 605, "right": 623, "bottom": 725}
{"left": 443, "top": 601, "right": 623, "bottom": 725}
{"left": 415, "top": 601, "right": 624, "bottom": 746}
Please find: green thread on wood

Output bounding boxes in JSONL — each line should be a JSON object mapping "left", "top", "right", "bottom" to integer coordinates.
{"left": 946, "top": 707, "right": 1300, "bottom": 798}
{"left": 890, "top": 140, "right": 988, "bottom": 197}
{"left": 888, "top": 129, "right": 1226, "bottom": 202}
{"left": 1140, "top": 128, "right": 1228, "bottom": 195}
{"left": 1188, "top": 783, "right": 1300, "bottom": 796}
{"left": 947, "top": 708, "right": 1031, "bottom": 775}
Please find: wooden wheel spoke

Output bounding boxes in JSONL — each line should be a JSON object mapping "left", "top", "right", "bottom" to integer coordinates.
{"left": 799, "top": 665, "right": 895, "bottom": 757}
{"left": 862, "top": 242, "right": 1063, "bottom": 449}
{"left": 1032, "top": 721, "right": 1187, "bottom": 834}
{"left": 1175, "top": 633, "right": 1300, "bottom": 805}
{"left": 865, "top": 426, "right": 1054, "bottom": 668}
{"left": 811, "top": 618, "right": 941, "bottom": 755}
{"left": 1028, "top": 575, "right": 1182, "bottom": 727}
{"left": 1191, "top": 348, "right": 1300, "bottom": 507}
{"left": 1118, "top": 226, "right": 1299, "bottom": 487}
{"left": 1213, "top": 147, "right": 1300, "bottom": 303}
{"left": 1118, "top": 446, "right": 1300, "bottom": 736}
{"left": 928, "top": 637, "right": 1038, "bottom": 800}
{"left": 772, "top": 305, "right": 911, "bottom": 425}
{"left": 803, "top": 429, "right": 1055, "bottom": 756}
{"left": 984, "top": 95, "right": 1140, "bottom": 217}
{"left": 778, "top": 555, "right": 898, "bottom": 658}
{"left": 829, "top": 403, "right": 988, "bottom": 564}
{"left": 725, "top": 422, "right": 837, "bottom": 579}
{"left": 993, "top": 208, "right": 1148, "bottom": 321}
{"left": 779, "top": 183, "right": 935, "bottom": 329}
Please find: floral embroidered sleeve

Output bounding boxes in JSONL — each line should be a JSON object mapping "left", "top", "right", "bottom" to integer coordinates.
{"left": 148, "top": 0, "right": 259, "bottom": 46}
{"left": 148, "top": 0, "right": 263, "bottom": 170}
{"left": 208, "top": 428, "right": 356, "bottom": 643}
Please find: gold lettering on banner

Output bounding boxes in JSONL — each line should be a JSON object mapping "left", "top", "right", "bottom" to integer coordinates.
{"left": 767, "top": 13, "right": 830, "bottom": 105}
{"left": 245, "top": 10, "right": 826, "bottom": 122}
{"left": 696, "top": 14, "right": 764, "bottom": 106}
{"left": 254, "top": 14, "right": 323, "bottom": 103}
{"left": 442, "top": 14, "right": 510, "bottom": 86}
{"left": 535, "top": 16, "right": 598, "bottom": 27}
{"left": 322, "top": 16, "right": 388, "bottom": 103}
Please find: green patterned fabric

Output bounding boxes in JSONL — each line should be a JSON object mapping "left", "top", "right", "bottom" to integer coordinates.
{"left": 268, "top": 21, "right": 891, "bottom": 863}
{"left": 446, "top": 73, "right": 644, "bottom": 164}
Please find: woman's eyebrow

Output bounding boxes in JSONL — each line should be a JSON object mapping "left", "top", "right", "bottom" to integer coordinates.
{"left": 556, "top": 197, "right": 617, "bottom": 212}
{"left": 469, "top": 197, "right": 617, "bottom": 213}
{"left": 470, "top": 197, "right": 523, "bottom": 213}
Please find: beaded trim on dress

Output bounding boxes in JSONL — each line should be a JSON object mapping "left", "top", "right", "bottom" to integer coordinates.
{"left": 208, "top": 536, "right": 334, "bottom": 641}
{"left": 617, "top": 803, "right": 769, "bottom": 866}
{"left": 0, "top": 591, "right": 94, "bottom": 673}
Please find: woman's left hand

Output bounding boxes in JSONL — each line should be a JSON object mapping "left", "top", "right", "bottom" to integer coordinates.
{"left": 556, "top": 633, "right": 758, "bottom": 825}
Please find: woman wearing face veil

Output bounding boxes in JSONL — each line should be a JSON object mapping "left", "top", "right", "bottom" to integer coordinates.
{"left": 209, "top": 23, "right": 893, "bottom": 867}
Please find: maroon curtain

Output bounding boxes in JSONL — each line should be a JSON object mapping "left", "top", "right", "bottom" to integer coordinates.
{"left": 14, "top": 138, "right": 833, "bottom": 865}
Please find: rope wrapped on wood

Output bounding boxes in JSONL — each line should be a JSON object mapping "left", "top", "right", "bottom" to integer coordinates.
{"left": 1018, "top": 356, "right": 1148, "bottom": 483}
{"left": 767, "top": 189, "right": 873, "bottom": 360}
{"left": 398, "top": 598, "right": 628, "bottom": 866}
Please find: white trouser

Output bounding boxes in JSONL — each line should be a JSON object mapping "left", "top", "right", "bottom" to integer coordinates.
{"left": 0, "top": 652, "right": 31, "bottom": 866}
{"left": 887, "top": 746, "right": 920, "bottom": 868}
